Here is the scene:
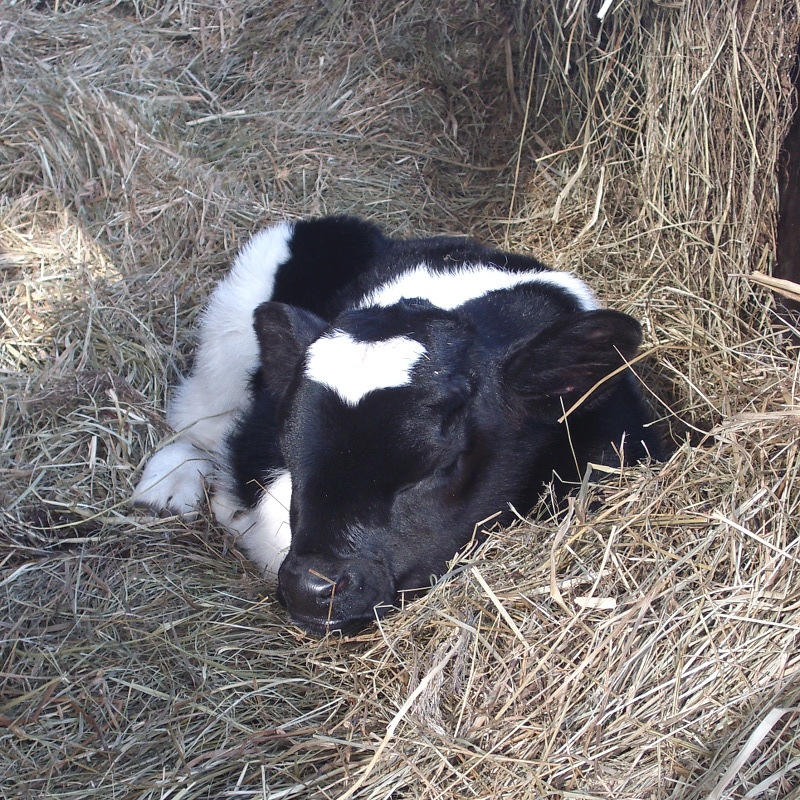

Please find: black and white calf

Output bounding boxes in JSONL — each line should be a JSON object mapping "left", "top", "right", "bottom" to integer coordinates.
{"left": 133, "top": 216, "right": 660, "bottom": 635}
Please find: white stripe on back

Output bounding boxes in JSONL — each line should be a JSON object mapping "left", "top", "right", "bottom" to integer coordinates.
{"left": 359, "top": 263, "right": 599, "bottom": 312}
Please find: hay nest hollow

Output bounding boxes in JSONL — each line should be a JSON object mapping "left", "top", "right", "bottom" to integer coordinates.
{"left": 1, "top": 1, "right": 799, "bottom": 798}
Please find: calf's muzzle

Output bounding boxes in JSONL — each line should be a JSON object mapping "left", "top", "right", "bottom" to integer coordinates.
{"left": 277, "top": 551, "right": 394, "bottom": 636}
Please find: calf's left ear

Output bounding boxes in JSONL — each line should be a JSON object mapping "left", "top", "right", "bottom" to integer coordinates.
{"left": 253, "top": 301, "right": 326, "bottom": 400}
{"left": 503, "top": 310, "right": 643, "bottom": 418}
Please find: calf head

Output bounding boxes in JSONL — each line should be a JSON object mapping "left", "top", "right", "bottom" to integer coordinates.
{"left": 253, "top": 298, "right": 643, "bottom": 636}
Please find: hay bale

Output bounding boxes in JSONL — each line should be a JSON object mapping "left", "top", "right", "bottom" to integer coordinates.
{"left": 1, "top": 1, "right": 798, "bottom": 798}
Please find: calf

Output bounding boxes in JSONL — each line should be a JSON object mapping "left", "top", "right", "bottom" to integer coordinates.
{"left": 132, "top": 216, "right": 660, "bottom": 635}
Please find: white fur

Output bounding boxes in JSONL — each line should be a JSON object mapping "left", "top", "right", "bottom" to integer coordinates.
{"left": 133, "top": 222, "right": 295, "bottom": 521}
{"left": 360, "top": 263, "right": 599, "bottom": 312}
{"left": 167, "top": 223, "right": 296, "bottom": 452}
{"left": 305, "top": 330, "right": 427, "bottom": 406}
{"left": 211, "top": 470, "right": 292, "bottom": 575}
{"left": 131, "top": 439, "right": 214, "bottom": 515}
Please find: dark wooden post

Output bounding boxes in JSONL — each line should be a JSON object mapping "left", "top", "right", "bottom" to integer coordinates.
{"left": 776, "top": 44, "right": 800, "bottom": 318}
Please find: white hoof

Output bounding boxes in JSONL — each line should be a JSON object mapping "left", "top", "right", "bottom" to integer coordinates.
{"left": 131, "top": 440, "right": 214, "bottom": 517}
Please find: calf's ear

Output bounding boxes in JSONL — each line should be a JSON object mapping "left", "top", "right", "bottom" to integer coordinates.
{"left": 503, "top": 310, "right": 642, "bottom": 419}
{"left": 253, "top": 302, "right": 326, "bottom": 398}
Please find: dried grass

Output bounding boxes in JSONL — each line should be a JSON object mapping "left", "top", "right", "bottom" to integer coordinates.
{"left": 1, "top": 1, "right": 799, "bottom": 798}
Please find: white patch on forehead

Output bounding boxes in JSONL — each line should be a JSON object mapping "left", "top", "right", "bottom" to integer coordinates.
{"left": 305, "top": 330, "right": 427, "bottom": 406}
{"left": 360, "top": 264, "right": 599, "bottom": 312}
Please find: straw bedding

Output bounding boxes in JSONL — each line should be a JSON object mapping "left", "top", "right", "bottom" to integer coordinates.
{"left": 1, "top": 1, "right": 798, "bottom": 798}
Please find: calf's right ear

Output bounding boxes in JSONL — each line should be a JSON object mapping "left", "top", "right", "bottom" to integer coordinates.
{"left": 253, "top": 302, "right": 326, "bottom": 399}
{"left": 503, "top": 309, "right": 643, "bottom": 420}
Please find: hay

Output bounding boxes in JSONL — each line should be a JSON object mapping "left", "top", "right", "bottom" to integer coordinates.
{"left": 1, "top": 1, "right": 798, "bottom": 798}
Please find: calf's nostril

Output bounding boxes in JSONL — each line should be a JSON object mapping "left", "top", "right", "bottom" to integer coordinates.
{"left": 303, "top": 568, "right": 337, "bottom": 598}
